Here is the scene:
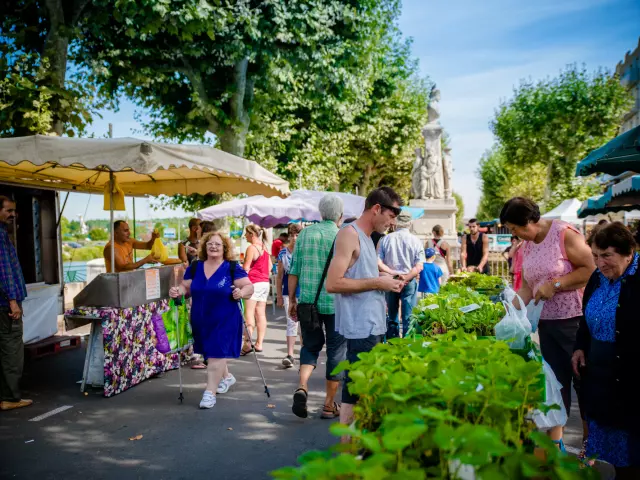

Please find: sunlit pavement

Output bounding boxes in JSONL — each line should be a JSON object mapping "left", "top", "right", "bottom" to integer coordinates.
{"left": 1, "top": 308, "right": 614, "bottom": 479}
{"left": 0, "top": 308, "right": 335, "bottom": 479}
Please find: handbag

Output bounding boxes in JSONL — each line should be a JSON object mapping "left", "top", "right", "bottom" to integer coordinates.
{"left": 296, "top": 241, "right": 334, "bottom": 330}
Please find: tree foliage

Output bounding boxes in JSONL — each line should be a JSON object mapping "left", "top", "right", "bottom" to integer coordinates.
{"left": 452, "top": 191, "right": 464, "bottom": 231}
{"left": 88, "top": 227, "right": 109, "bottom": 241}
{"left": 489, "top": 65, "right": 632, "bottom": 203}
{"left": 0, "top": 0, "right": 106, "bottom": 137}
{"left": 80, "top": 0, "right": 402, "bottom": 157}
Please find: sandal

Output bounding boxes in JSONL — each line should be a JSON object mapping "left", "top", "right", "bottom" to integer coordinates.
{"left": 321, "top": 402, "right": 340, "bottom": 419}
{"left": 552, "top": 438, "right": 567, "bottom": 454}
{"left": 292, "top": 387, "right": 308, "bottom": 419}
{"left": 240, "top": 346, "right": 253, "bottom": 356}
{"left": 190, "top": 363, "right": 207, "bottom": 369}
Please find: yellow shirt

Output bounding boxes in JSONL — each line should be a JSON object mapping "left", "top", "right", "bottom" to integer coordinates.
{"left": 104, "top": 241, "right": 134, "bottom": 273}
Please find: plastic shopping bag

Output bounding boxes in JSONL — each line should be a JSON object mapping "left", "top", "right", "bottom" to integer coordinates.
{"left": 532, "top": 360, "right": 568, "bottom": 430}
{"left": 151, "top": 312, "right": 171, "bottom": 354}
{"left": 495, "top": 290, "right": 532, "bottom": 349}
{"left": 526, "top": 300, "right": 545, "bottom": 334}
{"left": 150, "top": 237, "right": 168, "bottom": 262}
{"left": 161, "top": 298, "right": 192, "bottom": 350}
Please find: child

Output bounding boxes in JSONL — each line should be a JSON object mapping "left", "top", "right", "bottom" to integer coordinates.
{"left": 419, "top": 248, "right": 443, "bottom": 296}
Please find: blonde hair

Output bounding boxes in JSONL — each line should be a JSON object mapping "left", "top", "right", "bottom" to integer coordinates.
{"left": 245, "top": 224, "right": 268, "bottom": 244}
{"left": 199, "top": 232, "right": 236, "bottom": 262}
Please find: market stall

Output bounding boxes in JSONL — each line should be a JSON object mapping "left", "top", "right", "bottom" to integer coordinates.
{"left": 0, "top": 135, "right": 290, "bottom": 397}
{"left": 197, "top": 189, "right": 425, "bottom": 226}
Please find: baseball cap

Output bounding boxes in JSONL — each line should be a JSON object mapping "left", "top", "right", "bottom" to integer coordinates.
{"left": 425, "top": 247, "right": 436, "bottom": 259}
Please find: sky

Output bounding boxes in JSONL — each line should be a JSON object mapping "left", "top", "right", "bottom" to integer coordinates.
{"left": 64, "top": 0, "right": 640, "bottom": 221}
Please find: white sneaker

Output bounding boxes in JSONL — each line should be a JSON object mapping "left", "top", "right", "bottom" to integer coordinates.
{"left": 199, "top": 390, "right": 216, "bottom": 409}
{"left": 216, "top": 374, "right": 236, "bottom": 394}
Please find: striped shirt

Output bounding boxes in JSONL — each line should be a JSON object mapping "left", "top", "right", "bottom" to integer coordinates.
{"left": 0, "top": 224, "right": 27, "bottom": 307}
{"left": 289, "top": 220, "right": 338, "bottom": 315}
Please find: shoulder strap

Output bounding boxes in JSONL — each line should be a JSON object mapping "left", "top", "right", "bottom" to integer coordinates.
{"left": 229, "top": 260, "right": 237, "bottom": 282}
{"left": 189, "top": 259, "right": 199, "bottom": 279}
{"left": 313, "top": 240, "right": 336, "bottom": 306}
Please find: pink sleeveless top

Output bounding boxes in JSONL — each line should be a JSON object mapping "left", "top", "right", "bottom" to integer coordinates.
{"left": 248, "top": 247, "right": 270, "bottom": 284}
{"left": 522, "top": 220, "right": 583, "bottom": 320}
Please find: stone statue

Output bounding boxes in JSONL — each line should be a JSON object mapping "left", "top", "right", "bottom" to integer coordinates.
{"left": 443, "top": 147, "right": 453, "bottom": 199}
{"left": 411, "top": 146, "right": 441, "bottom": 200}
{"left": 410, "top": 85, "right": 447, "bottom": 200}
{"left": 427, "top": 86, "right": 441, "bottom": 125}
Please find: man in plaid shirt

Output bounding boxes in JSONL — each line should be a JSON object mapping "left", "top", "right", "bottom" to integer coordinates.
{"left": 288, "top": 194, "right": 347, "bottom": 419}
{"left": 0, "top": 196, "right": 31, "bottom": 411}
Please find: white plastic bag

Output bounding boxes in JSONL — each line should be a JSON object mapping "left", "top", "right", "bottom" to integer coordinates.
{"left": 495, "top": 291, "right": 532, "bottom": 349}
{"left": 532, "top": 360, "right": 568, "bottom": 430}
{"left": 526, "top": 300, "right": 545, "bottom": 333}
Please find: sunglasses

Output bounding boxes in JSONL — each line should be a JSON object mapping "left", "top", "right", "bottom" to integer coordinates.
{"left": 379, "top": 203, "right": 402, "bottom": 216}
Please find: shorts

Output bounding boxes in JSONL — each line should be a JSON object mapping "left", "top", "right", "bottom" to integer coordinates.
{"left": 283, "top": 296, "right": 298, "bottom": 337}
{"left": 250, "top": 282, "right": 270, "bottom": 302}
{"left": 342, "top": 334, "right": 384, "bottom": 404}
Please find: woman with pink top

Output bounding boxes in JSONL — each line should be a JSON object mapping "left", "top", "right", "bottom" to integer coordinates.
{"left": 500, "top": 197, "right": 595, "bottom": 452}
{"left": 242, "top": 224, "right": 272, "bottom": 354}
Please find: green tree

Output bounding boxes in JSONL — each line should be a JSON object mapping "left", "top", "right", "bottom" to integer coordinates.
{"left": 0, "top": 0, "right": 107, "bottom": 137}
{"left": 452, "top": 192, "right": 464, "bottom": 231}
{"left": 476, "top": 147, "right": 547, "bottom": 220}
{"left": 80, "top": 0, "right": 400, "bottom": 157}
{"left": 88, "top": 228, "right": 109, "bottom": 241}
{"left": 490, "top": 65, "right": 632, "bottom": 202}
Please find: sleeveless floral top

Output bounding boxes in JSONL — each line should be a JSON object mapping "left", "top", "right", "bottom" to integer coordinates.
{"left": 522, "top": 220, "right": 584, "bottom": 320}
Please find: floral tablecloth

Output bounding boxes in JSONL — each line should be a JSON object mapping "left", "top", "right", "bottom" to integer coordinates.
{"left": 67, "top": 299, "right": 180, "bottom": 397}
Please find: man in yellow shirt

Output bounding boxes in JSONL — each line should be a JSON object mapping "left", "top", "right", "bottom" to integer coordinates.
{"left": 104, "top": 220, "right": 180, "bottom": 273}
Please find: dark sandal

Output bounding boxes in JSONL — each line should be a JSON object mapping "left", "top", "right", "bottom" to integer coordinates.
{"left": 292, "top": 388, "right": 308, "bottom": 418}
{"left": 240, "top": 346, "right": 253, "bottom": 356}
{"left": 321, "top": 402, "right": 340, "bottom": 419}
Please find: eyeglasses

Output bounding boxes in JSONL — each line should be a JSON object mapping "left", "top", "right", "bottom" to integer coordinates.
{"left": 379, "top": 204, "right": 402, "bottom": 216}
{"left": 206, "top": 242, "right": 223, "bottom": 248}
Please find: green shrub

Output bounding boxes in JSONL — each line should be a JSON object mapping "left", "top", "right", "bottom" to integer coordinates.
{"left": 272, "top": 332, "right": 595, "bottom": 480}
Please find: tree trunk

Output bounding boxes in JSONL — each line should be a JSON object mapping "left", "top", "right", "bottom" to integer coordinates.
{"left": 217, "top": 58, "right": 252, "bottom": 158}
{"left": 218, "top": 127, "right": 248, "bottom": 157}
{"left": 44, "top": 0, "right": 70, "bottom": 136}
{"left": 543, "top": 161, "right": 554, "bottom": 204}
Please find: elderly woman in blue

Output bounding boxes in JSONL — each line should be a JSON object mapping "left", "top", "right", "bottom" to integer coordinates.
{"left": 573, "top": 222, "right": 639, "bottom": 479}
{"left": 170, "top": 232, "right": 254, "bottom": 409}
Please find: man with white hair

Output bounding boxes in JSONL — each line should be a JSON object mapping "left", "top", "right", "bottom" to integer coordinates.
{"left": 377, "top": 211, "right": 425, "bottom": 338}
{"left": 288, "top": 193, "right": 347, "bottom": 419}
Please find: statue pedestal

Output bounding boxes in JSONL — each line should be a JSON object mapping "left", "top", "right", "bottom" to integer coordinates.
{"left": 409, "top": 198, "right": 460, "bottom": 260}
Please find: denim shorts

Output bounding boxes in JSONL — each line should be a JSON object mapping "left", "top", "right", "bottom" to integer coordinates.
{"left": 342, "top": 334, "right": 384, "bottom": 404}
{"left": 299, "top": 313, "right": 347, "bottom": 382}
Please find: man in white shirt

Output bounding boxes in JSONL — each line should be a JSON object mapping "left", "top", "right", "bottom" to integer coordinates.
{"left": 377, "top": 212, "right": 425, "bottom": 338}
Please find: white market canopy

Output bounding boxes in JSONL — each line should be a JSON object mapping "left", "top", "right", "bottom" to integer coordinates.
{"left": 541, "top": 198, "right": 583, "bottom": 223}
{"left": 0, "top": 135, "right": 290, "bottom": 197}
{"left": 198, "top": 190, "right": 425, "bottom": 227}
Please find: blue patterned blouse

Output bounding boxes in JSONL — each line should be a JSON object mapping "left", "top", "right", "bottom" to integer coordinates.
{"left": 585, "top": 252, "right": 639, "bottom": 342}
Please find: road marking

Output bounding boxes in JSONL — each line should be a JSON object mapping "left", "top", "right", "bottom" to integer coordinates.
{"left": 29, "top": 405, "right": 73, "bottom": 422}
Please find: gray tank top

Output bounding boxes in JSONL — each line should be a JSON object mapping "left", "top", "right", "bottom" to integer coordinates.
{"left": 334, "top": 223, "right": 387, "bottom": 339}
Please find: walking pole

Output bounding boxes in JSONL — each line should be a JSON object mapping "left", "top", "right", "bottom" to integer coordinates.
{"left": 173, "top": 268, "right": 184, "bottom": 404}
{"left": 236, "top": 296, "right": 271, "bottom": 398}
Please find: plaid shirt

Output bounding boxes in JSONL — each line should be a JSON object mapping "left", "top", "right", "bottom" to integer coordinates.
{"left": 289, "top": 220, "right": 338, "bottom": 315}
{"left": 0, "top": 224, "right": 27, "bottom": 307}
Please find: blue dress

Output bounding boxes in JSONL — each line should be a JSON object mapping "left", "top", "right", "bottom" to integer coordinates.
{"left": 184, "top": 261, "right": 248, "bottom": 359}
{"left": 584, "top": 253, "right": 639, "bottom": 467}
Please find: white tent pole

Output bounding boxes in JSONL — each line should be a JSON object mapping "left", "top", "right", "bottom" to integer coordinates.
{"left": 110, "top": 172, "right": 115, "bottom": 273}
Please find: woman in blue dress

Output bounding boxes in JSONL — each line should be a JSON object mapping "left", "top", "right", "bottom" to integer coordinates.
{"left": 170, "top": 232, "right": 254, "bottom": 409}
{"left": 573, "top": 222, "right": 639, "bottom": 478}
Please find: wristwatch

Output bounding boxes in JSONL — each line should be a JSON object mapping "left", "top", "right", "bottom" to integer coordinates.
{"left": 552, "top": 279, "right": 562, "bottom": 292}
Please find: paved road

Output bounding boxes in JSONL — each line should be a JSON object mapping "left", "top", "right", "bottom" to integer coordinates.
{"left": 1, "top": 307, "right": 613, "bottom": 479}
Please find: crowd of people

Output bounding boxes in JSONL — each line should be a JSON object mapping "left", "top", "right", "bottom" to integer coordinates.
{"left": 1, "top": 188, "right": 638, "bottom": 475}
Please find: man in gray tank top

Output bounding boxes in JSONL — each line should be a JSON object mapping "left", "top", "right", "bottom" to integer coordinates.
{"left": 326, "top": 187, "right": 405, "bottom": 435}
